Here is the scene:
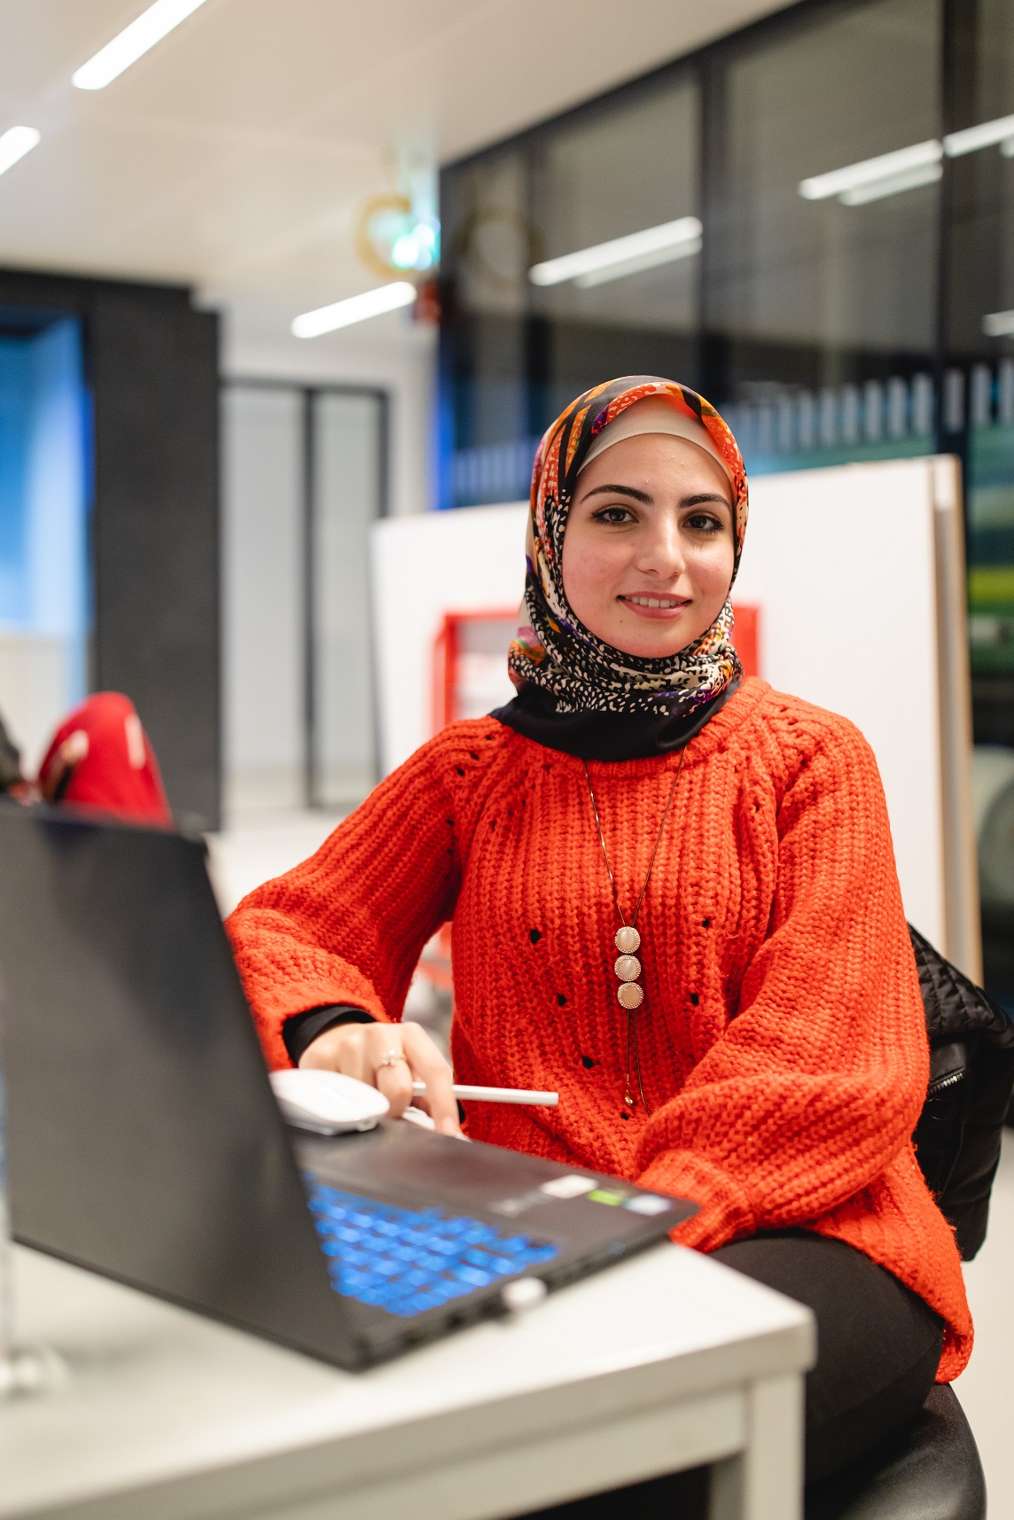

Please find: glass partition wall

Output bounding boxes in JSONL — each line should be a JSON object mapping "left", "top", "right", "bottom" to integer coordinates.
{"left": 221, "top": 382, "right": 387, "bottom": 818}
{"left": 703, "top": 0, "right": 941, "bottom": 469}
{"left": 440, "top": 71, "right": 700, "bottom": 508}
{"left": 438, "top": 0, "right": 1014, "bottom": 1011}
{"left": 943, "top": 0, "right": 1014, "bottom": 1001}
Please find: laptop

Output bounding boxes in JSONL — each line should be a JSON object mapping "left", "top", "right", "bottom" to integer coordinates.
{"left": 0, "top": 808, "right": 696, "bottom": 1370}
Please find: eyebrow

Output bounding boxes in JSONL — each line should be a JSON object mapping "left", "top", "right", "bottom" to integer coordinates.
{"left": 580, "top": 483, "right": 732, "bottom": 512}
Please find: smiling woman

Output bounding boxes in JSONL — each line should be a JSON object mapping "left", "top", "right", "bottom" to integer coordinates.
{"left": 226, "top": 374, "right": 971, "bottom": 1505}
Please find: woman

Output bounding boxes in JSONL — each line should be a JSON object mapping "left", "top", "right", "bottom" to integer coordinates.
{"left": 226, "top": 376, "right": 972, "bottom": 1498}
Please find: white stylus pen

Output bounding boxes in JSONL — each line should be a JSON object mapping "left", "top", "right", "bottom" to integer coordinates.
{"left": 411, "top": 1080, "right": 558, "bottom": 1107}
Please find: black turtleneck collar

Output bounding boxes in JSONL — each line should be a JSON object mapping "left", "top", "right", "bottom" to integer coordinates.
{"left": 490, "top": 677, "right": 741, "bottom": 761}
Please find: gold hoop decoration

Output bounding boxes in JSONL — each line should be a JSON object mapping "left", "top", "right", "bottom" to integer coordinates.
{"left": 355, "top": 192, "right": 415, "bottom": 281}
{"left": 451, "top": 205, "right": 544, "bottom": 292}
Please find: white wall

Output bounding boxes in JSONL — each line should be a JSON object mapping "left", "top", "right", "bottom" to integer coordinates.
{"left": 312, "top": 392, "right": 381, "bottom": 805}
{"left": 371, "top": 458, "right": 979, "bottom": 974}
{"left": 221, "top": 387, "right": 305, "bottom": 814}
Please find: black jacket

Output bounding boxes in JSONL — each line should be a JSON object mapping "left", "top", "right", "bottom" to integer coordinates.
{"left": 910, "top": 924, "right": 1014, "bottom": 1259}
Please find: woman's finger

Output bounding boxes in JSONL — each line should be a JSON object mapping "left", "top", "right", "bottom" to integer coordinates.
{"left": 369, "top": 1029, "right": 414, "bottom": 1118}
{"left": 296, "top": 1021, "right": 459, "bottom": 1131}
{"left": 402, "top": 1022, "right": 461, "bottom": 1136}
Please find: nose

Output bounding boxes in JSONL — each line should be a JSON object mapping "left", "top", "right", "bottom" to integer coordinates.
{"left": 633, "top": 513, "right": 686, "bottom": 578}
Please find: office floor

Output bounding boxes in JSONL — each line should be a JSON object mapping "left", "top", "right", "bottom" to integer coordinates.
{"left": 958, "top": 1137, "right": 1013, "bottom": 1515}
{"left": 211, "top": 810, "right": 1014, "bottom": 1515}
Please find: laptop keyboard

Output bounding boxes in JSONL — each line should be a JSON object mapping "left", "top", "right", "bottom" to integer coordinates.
{"left": 305, "top": 1178, "right": 560, "bottom": 1318}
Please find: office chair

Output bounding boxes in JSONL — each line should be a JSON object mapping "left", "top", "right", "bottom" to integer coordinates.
{"left": 804, "top": 1384, "right": 986, "bottom": 1519}
{"left": 802, "top": 926, "right": 1012, "bottom": 1520}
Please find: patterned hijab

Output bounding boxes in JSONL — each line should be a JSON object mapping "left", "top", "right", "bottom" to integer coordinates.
{"left": 507, "top": 376, "right": 749, "bottom": 716}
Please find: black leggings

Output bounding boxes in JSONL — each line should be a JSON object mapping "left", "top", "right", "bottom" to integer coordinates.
{"left": 520, "top": 1230, "right": 944, "bottom": 1517}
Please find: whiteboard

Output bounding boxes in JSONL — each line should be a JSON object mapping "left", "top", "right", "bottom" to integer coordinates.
{"left": 371, "top": 457, "right": 977, "bottom": 973}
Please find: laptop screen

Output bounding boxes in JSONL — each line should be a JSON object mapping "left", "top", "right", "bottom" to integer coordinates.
{"left": 0, "top": 808, "right": 355, "bottom": 1362}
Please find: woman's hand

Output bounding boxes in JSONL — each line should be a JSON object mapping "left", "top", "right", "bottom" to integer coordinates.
{"left": 298, "top": 1020, "right": 462, "bottom": 1136}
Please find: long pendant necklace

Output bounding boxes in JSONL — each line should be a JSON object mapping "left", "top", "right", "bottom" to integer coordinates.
{"left": 582, "top": 745, "right": 688, "bottom": 1114}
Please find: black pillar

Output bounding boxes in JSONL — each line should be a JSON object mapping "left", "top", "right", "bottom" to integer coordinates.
{"left": 0, "top": 269, "right": 221, "bottom": 828}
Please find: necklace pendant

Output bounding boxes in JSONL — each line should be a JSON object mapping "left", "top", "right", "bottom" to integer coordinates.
{"left": 615, "top": 926, "right": 641, "bottom": 954}
{"left": 617, "top": 981, "right": 644, "bottom": 1010}
{"left": 614, "top": 953, "right": 641, "bottom": 981}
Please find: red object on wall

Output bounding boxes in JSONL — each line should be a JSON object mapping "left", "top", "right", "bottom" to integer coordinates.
{"left": 731, "top": 603, "right": 760, "bottom": 679}
{"left": 414, "top": 277, "right": 442, "bottom": 325}
{"left": 431, "top": 609, "right": 518, "bottom": 732}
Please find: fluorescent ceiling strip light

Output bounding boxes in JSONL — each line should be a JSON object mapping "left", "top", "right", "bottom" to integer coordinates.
{"left": 839, "top": 161, "right": 942, "bottom": 206}
{"left": 0, "top": 126, "right": 40, "bottom": 177}
{"left": 801, "top": 114, "right": 1014, "bottom": 202}
{"left": 798, "top": 140, "right": 941, "bottom": 200}
{"left": 72, "top": 0, "right": 210, "bottom": 90}
{"left": 983, "top": 310, "right": 1014, "bottom": 338}
{"left": 944, "top": 114, "right": 1014, "bottom": 157}
{"left": 292, "top": 281, "right": 416, "bottom": 338}
{"left": 529, "top": 217, "right": 702, "bottom": 286}
{"left": 575, "top": 237, "right": 703, "bottom": 288}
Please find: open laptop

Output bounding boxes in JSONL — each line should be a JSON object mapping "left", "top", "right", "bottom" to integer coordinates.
{"left": 0, "top": 807, "right": 695, "bottom": 1369}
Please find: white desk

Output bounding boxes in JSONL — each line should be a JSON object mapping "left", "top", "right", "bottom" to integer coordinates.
{"left": 0, "top": 1241, "right": 813, "bottom": 1520}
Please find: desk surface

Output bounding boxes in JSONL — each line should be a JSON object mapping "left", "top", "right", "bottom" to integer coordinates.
{"left": 0, "top": 1240, "right": 813, "bottom": 1520}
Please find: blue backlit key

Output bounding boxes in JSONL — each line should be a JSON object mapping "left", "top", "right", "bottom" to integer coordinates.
{"left": 303, "top": 1175, "right": 560, "bottom": 1319}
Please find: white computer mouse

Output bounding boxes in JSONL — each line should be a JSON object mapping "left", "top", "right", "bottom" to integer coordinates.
{"left": 269, "top": 1068, "right": 390, "bottom": 1134}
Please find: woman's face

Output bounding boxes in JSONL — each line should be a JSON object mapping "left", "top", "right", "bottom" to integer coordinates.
{"left": 561, "top": 433, "right": 736, "bottom": 659}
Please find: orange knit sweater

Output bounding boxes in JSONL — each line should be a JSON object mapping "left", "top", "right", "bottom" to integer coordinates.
{"left": 226, "top": 677, "right": 972, "bottom": 1381}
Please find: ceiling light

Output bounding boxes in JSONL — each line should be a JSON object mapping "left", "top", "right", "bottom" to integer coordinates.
{"left": 798, "top": 140, "right": 941, "bottom": 201}
{"left": 983, "top": 310, "right": 1014, "bottom": 338}
{"left": 944, "top": 114, "right": 1014, "bottom": 157}
{"left": 802, "top": 114, "right": 1014, "bottom": 204}
{"left": 390, "top": 220, "right": 440, "bottom": 272}
{"left": 0, "top": 126, "right": 40, "bottom": 177}
{"left": 72, "top": 0, "right": 210, "bottom": 91}
{"left": 574, "top": 237, "right": 703, "bottom": 288}
{"left": 292, "top": 282, "right": 416, "bottom": 338}
{"left": 529, "top": 217, "right": 702, "bottom": 287}
{"left": 839, "top": 162, "right": 942, "bottom": 206}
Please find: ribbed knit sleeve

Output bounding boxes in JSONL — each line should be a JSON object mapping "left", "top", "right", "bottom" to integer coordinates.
{"left": 225, "top": 731, "right": 465, "bottom": 1068}
{"left": 634, "top": 721, "right": 929, "bottom": 1253}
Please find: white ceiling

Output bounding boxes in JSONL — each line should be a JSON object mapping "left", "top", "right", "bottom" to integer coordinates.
{"left": 0, "top": 0, "right": 794, "bottom": 330}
